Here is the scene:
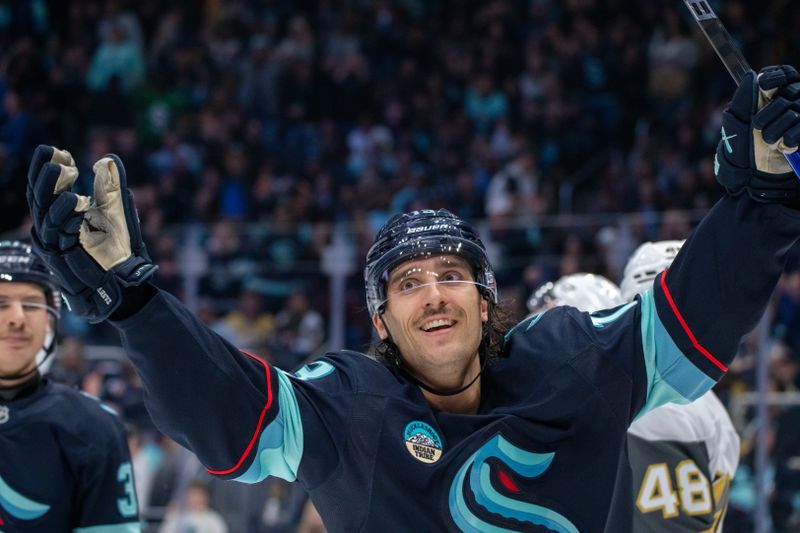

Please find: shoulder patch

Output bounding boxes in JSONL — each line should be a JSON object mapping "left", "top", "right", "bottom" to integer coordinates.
{"left": 294, "top": 360, "right": 335, "bottom": 381}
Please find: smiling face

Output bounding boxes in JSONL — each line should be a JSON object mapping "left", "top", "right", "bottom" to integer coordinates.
{"left": 0, "top": 282, "right": 50, "bottom": 385}
{"left": 372, "top": 255, "right": 489, "bottom": 388}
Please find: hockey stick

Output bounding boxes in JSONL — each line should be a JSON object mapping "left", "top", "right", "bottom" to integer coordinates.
{"left": 683, "top": 0, "right": 800, "bottom": 178}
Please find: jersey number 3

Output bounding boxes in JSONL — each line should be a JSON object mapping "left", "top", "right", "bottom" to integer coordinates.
{"left": 117, "top": 462, "right": 138, "bottom": 518}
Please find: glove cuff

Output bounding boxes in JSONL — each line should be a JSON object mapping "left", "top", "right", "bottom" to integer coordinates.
{"left": 114, "top": 255, "right": 158, "bottom": 287}
{"left": 747, "top": 171, "right": 800, "bottom": 203}
{"left": 716, "top": 141, "right": 800, "bottom": 204}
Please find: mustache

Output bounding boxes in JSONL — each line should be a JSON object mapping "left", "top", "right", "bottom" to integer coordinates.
{"left": 419, "top": 305, "right": 451, "bottom": 320}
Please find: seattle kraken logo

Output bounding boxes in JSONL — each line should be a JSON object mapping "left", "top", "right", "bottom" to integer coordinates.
{"left": 0, "top": 474, "right": 50, "bottom": 526}
{"left": 448, "top": 434, "right": 579, "bottom": 532}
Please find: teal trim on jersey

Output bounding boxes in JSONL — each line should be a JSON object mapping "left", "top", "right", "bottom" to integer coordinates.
{"left": 494, "top": 437, "right": 554, "bottom": 477}
{"left": 638, "top": 289, "right": 715, "bottom": 419}
{"left": 73, "top": 522, "right": 141, "bottom": 533}
{"left": 504, "top": 312, "right": 545, "bottom": 344}
{"left": 451, "top": 462, "right": 510, "bottom": 533}
{"left": 79, "top": 391, "right": 119, "bottom": 416}
{"left": 235, "top": 369, "right": 304, "bottom": 483}
{"left": 0, "top": 473, "right": 50, "bottom": 520}
{"left": 294, "top": 360, "right": 335, "bottom": 381}
{"left": 590, "top": 302, "right": 636, "bottom": 328}
{"left": 524, "top": 312, "right": 544, "bottom": 331}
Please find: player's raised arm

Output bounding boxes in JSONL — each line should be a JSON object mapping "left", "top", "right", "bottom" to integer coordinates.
{"left": 24, "top": 146, "right": 347, "bottom": 488}
{"left": 517, "top": 66, "right": 800, "bottom": 425}
{"left": 640, "top": 65, "right": 800, "bottom": 410}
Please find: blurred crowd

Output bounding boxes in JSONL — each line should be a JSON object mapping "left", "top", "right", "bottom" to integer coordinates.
{"left": 2, "top": 0, "right": 800, "bottom": 530}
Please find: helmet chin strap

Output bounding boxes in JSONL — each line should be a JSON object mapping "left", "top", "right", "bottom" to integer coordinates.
{"left": 377, "top": 310, "right": 487, "bottom": 397}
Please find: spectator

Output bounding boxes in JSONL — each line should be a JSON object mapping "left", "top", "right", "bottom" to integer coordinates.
{"left": 160, "top": 481, "right": 228, "bottom": 533}
{"left": 464, "top": 71, "right": 508, "bottom": 134}
{"left": 127, "top": 423, "right": 162, "bottom": 520}
{"left": 87, "top": 22, "right": 145, "bottom": 93}
{"left": 260, "top": 478, "right": 313, "bottom": 533}
{"left": 271, "top": 290, "right": 325, "bottom": 369}
{"left": 218, "top": 288, "right": 274, "bottom": 353}
{"left": 775, "top": 271, "right": 800, "bottom": 355}
{"left": 49, "top": 335, "right": 88, "bottom": 388}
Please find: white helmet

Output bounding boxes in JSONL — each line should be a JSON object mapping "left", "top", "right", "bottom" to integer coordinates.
{"left": 619, "top": 240, "right": 685, "bottom": 301}
{"left": 528, "top": 273, "right": 625, "bottom": 314}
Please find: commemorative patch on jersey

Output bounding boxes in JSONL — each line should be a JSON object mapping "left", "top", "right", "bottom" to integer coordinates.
{"left": 0, "top": 404, "right": 8, "bottom": 424}
{"left": 404, "top": 421, "right": 443, "bottom": 464}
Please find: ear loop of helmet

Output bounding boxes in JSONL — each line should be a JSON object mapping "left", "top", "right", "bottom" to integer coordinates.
{"left": 376, "top": 295, "right": 490, "bottom": 397}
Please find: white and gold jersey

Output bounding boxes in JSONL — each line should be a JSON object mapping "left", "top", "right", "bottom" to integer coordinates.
{"left": 628, "top": 391, "right": 740, "bottom": 532}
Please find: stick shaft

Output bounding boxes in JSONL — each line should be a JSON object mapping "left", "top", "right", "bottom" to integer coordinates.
{"left": 683, "top": 0, "right": 800, "bottom": 177}
{"left": 683, "top": 0, "right": 751, "bottom": 85}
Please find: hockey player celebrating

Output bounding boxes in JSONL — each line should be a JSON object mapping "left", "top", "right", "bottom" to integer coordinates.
{"left": 0, "top": 241, "right": 140, "bottom": 531}
{"left": 23, "top": 65, "right": 800, "bottom": 531}
{"left": 529, "top": 267, "right": 740, "bottom": 532}
{"left": 621, "top": 241, "right": 740, "bottom": 533}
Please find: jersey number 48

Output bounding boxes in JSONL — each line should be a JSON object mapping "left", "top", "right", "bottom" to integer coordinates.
{"left": 636, "top": 460, "right": 712, "bottom": 518}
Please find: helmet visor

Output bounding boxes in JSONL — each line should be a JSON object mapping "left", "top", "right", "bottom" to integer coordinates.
{"left": 376, "top": 254, "right": 493, "bottom": 311}
{"left": 365, "top": 235, "right": 496, "bottom": 315}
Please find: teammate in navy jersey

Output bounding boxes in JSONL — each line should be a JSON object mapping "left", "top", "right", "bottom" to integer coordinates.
{"left": 23, "top": 65, "right": 800, "bottom": 531}
{"left": 0, "top": 241, "right": 140, "bottom": 532}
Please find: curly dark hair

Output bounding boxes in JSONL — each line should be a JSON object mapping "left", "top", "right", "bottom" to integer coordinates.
{"left": 372, "top": 298, "right": 517, "bottom": 368}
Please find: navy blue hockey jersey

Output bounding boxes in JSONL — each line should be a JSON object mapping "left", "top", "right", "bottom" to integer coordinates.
{"left": 113, "top": 196, "right": 800, "bottom": 532}
{"left": 0, "top": 380, "right": 139, "bottom": 532}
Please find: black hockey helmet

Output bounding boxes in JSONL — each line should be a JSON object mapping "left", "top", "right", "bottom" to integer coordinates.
{"left": 0, "top": 240, "right": 61, "bottom": 317}
{"left": 364, "top": 209, "right": 497, "bottom": 316}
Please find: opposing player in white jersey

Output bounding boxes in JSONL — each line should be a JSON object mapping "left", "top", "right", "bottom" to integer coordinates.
{"left": 527, "top": 272, "right": 626, "bottom": 314}
{"left": 530, "top": 258, "right": 740, "bottom": 532}
{"left": 620, "top": 240, "right": 740, "bottom": 532}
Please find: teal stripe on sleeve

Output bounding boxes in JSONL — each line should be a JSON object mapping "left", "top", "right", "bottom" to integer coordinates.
{"left": 73, "top": 522, "right": 141, "bottom": 532}
{"left": 504, "top": 312, "right": 545, "bottom": 343}
{"left": 590, "top": 302, "right": 636, "bottom": 328}
{"left": 235, "top": 369, "right": 304, "bottom": 483}
{"left": 637, "top": 289, "right": 716, "bottom": 419}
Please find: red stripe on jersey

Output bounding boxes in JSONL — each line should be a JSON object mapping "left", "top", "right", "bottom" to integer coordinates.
{"left": 659, "top": 270, "right": 728, "bottom": 372}
{"left": 206, "top": 350, "right": 274, "bottom": 475}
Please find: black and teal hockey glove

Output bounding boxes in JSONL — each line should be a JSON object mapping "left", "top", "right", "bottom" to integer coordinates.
{"left": 715, "top": 65, "right": 800, "bottom": 203}
{"left": 26, "top": 145, "right": 157, "bottom": 323}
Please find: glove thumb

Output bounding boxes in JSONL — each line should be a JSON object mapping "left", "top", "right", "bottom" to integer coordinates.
{"left": 728, "top": 71, "right": 758, "bottom": 122}
{"left": 79, "top": 156, "right": 132, "bottom": 270}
